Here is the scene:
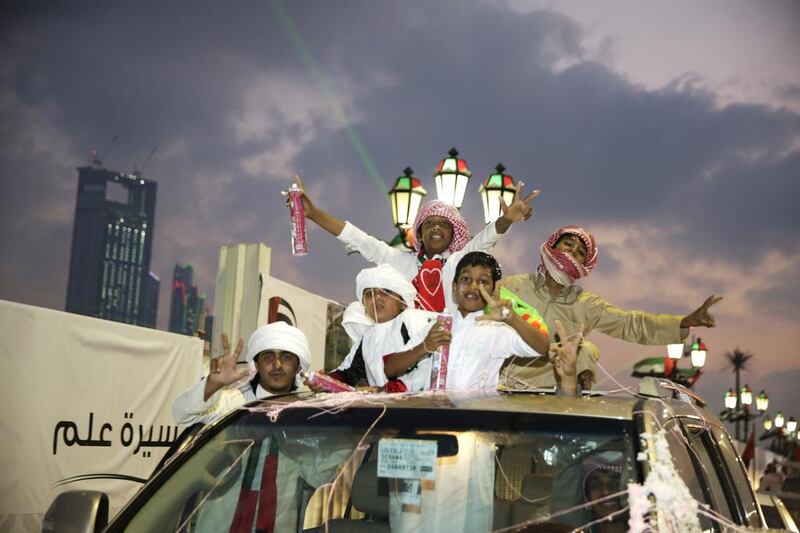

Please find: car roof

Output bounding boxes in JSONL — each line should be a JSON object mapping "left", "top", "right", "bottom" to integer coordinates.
{"left": 248, "top": 390, "right": 652, "bottom": 421}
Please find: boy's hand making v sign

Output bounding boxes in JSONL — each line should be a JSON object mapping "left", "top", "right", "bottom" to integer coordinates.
{"left": 477, "top": 285, "right": 550, "bottom": 355}
{"left": 552, "top": 320, "right": 579, "bottom": 396}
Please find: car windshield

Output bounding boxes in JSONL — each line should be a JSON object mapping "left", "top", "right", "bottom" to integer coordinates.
{"left": 124, "top": 401, "right": 637, "bottom": 532}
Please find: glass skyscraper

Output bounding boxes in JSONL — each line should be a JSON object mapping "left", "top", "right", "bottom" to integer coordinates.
{"left": 168, "top": 263, "right": 206, "bottom": 336}
{"left": 65, "top": 165, "right": 158, "bottom": 327}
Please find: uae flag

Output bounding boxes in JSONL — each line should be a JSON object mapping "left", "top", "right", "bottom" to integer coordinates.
{"left": 632, "top": 357, "right": 666, "bottom": 377}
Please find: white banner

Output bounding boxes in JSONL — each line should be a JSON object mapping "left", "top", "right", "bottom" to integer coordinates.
{"left": 0, "top": 300, "right": 203, "bottom": 532}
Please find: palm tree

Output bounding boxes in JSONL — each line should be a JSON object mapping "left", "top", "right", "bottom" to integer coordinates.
{"left": 724, "top": 348, "right": 754, "bottom": 440}
{"left": 724, "top": 348, "right": 753, "bottom": 374}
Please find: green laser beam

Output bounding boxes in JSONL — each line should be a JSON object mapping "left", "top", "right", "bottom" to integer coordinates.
{"left": 271, "top": 0, "right": 388, "bottom": 196}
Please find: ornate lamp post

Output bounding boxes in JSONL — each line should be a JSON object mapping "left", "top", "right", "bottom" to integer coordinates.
{"left": 383, "top": 167, "right": 428, "bottom": 251}
{"left": 690, "top": 338, "right": 707, "bottom": 368}
{"left": 723, "top": 349, "right": 754, "bottom": 441}
{"left": 667, "top": 343, "right": 684, "bottom": 360}
{"left": 388, "top": 167, "right": 427, "bottom": 230}
{"left": 740, "top": 385, "right": 753, "bottom": 407}
{"left": 760, "top": 411, "right": 799, "bottom": 457}
{"left": 722, "top": 383, "right": 768, "bottom": 442}
{"left": 756, "top": 390, "right": 769, "bottom": 412}
{"left": 478, "top": 164, "right": 517, "bottom": 224}
{"left": 742, "top": 384, "right": 757, "bottom": 445}
{"left": 433, "top": 147, "right": 472, "bottom": 209}
{"left": 666, "top": 335, "right": 706, "bottom": 387}
{"left": 631, "top": 335, "right": 705, "bottom": 388}
{"left": 724, "top": 389, "right": 737, "bottom": 409}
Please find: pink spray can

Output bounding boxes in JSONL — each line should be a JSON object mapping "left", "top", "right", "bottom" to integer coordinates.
{"left": 285, "top": 183, "right": 308, "bottom": 256}
{"left": 429, "top": 313, "right": 453, "bottom": 390}
{"left": 302, "top": 371, "right": 356, "bottom": 393}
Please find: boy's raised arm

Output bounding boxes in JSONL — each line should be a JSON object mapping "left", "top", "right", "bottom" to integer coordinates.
{"left": 294, "top": 174, "right": 413, "bottom": 270}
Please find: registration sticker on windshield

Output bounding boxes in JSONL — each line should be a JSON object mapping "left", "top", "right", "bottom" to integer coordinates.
{"left": 377, "top": 438, "right": 437, "bottom": 480}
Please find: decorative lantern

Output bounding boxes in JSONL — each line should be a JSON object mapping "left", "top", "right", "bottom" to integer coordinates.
{"left": 667, "top": 343, "right": 684, "bottom": 360}
{"left": 690, "top": 338, "right": 707, "bottom": 368}
{"left": 787, "top": 417, "right": 798, "bottom": 433}
{"left": 756, "top": 390, "right": 769, "bottom": 412}
{"left": 433, "top": 147, "right": 472, "bottom": 209}
{"left": 479, "top": 163, "right": 517, "bottom": 224}
{"left": 724, "top": 388, "right": 737, "bottom": 410}
{"left": 764, "top": 418, "right": 773, "bottom": 431}
{"left": 775, "top": 412, "right": 785, "bottom": 428}
{"left": 388, "top": 167, "right": 427, "bottom": 229}
{"left": 740, "top": 385, "right": 753, "bottom": 406}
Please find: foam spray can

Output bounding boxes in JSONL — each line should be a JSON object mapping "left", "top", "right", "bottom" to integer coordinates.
{"left": 284, "top": 183, "right": 308, "bottom": 256}
{"left": 429, "top": 313, "right": 453, "bottom": 390}
{"left": 301, "top": 371, "right": 356, "bottom": 393}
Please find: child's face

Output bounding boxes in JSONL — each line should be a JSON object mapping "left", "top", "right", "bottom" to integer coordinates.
{"left": 362, "top": 288, "right": 407, "bottom": 323}
{"left": 452, "top": 265, "right": 494, "bottom": 314}
{"left": 420, "top": 216, "right": 453, "bottom": 256}
{"left": 554, "top": 233, "right": 587, "bottom": 265}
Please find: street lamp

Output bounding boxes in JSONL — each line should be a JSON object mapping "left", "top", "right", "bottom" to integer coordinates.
{"left": 668, "top": 336, "right": 706, "bottom": 386}
{"left": 478, "top": 163, "right": 517, "bottom": 224}
{"left": 760, "top": 411, "right": 799, "bottom": 457}
{"left": 667, "top": 343, "right": 684, "bottom": 360}
{"left": 722, "top": 382, "right": 770, "bottom": 442}
{"left": 724, "top": 389, "right": 737, "bottom": 409}
{"left": 690, "top": 338, "right": 707, "bottom": 368}
{"left": 756, "top": 390, "right": 769, "bottom": 412}
{"left": 388, "top": 167, "right": 427, "bottom": 230}
{"left": 740, "top": 385, "right": 753, "bottom": 406}
{"left": 433, "top": 147, "right": 472, "bottom": 209}
{"left": 632, "top": 337, "right": 705, "bottom": 388}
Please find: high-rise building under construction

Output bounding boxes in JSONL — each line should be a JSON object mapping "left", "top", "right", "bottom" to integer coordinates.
{"left": 65, "top": 165, "right": 159, "bottom": 327}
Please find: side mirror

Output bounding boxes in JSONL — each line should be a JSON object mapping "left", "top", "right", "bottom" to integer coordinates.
{"left": 42, "top": 490, "right": 109, "bottom": 533}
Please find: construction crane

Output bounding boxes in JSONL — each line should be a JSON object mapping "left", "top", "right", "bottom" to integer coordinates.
{"left": 133, "top": 146, "right": 158, "bottom": 177}
{"left": 91, "top": 135, "right": 118, "bottom": 167}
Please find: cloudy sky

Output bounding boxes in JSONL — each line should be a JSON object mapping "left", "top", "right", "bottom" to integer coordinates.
{"left": 2, "top": 1, "right": 799, "bottom": 429}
